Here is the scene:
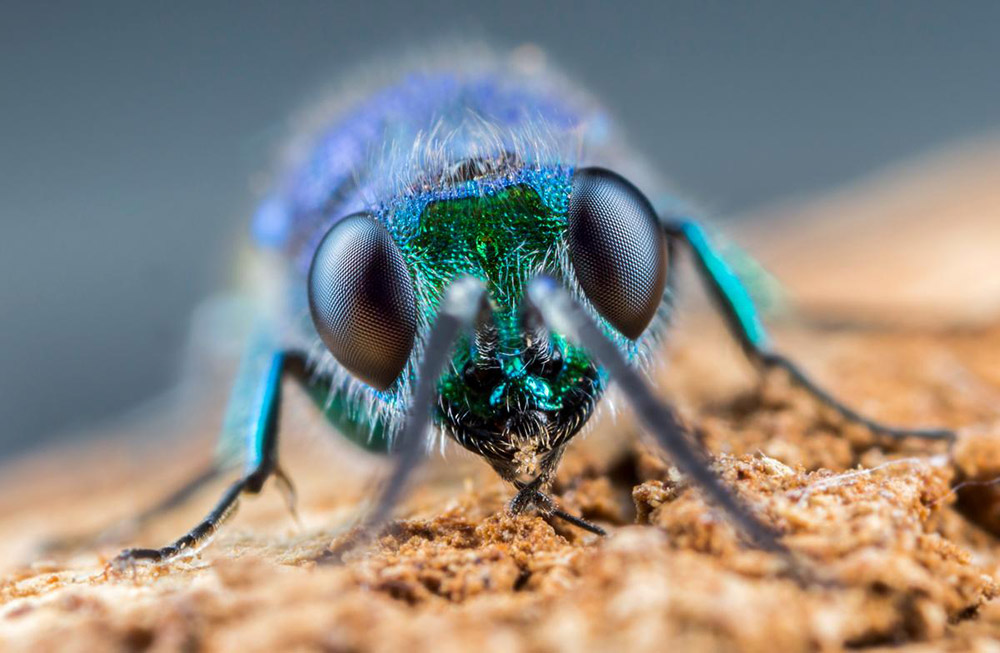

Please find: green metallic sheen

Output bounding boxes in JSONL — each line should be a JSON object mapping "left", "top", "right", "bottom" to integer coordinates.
{"left": 312, "top": 376, "right": 393, "bottom": 453}
{"left": 393, "top": 182, "right": 599, "bottom": 426}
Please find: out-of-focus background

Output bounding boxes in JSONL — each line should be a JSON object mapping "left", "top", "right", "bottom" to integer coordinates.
{"left": 3, "top": 1, "right": 1000, "bottom": 457}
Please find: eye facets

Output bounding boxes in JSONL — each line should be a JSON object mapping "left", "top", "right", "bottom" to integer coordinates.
{"left": 566, "top": 167, "right": 667, "bottom": 340}
{"left": 307, "top": 213, "right": 417, "bottom": 390}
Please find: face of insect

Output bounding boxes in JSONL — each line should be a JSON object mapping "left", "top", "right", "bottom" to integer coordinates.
{"left": 308, "top": 166, "right": 666, "bottom": 481}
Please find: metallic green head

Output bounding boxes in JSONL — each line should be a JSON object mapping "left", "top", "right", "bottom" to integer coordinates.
{"left": 307, "top": 164, "right": 668, "bottom": 481}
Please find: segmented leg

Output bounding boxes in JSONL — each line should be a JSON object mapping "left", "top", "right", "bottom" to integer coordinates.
{"left": 526, "top": 276, "right": 785, "bottom": 553}
{"left": 366, "top": 277, "right": 491, "bottom": 529}
{"left": 112, "top": 351, "right": 307, "bottom": 568}
{"left": 113, "top": 473, "right": 261, "bottom": 566}
{"left": 664, "top": 219, "right": 955, "bottom": 441}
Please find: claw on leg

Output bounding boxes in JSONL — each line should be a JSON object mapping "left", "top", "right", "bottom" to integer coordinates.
{"left": 509, "top": 479, "right": 607, "bottom": 536}
{"left": 274, "top": 465, "right": 301, "bottom": 527}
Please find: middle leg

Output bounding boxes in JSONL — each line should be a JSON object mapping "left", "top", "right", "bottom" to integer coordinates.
{"left": 111, "top": 350, "right": 307, "bottom": 567}
{"left": 663, "top": 219, "right": 955, "bottom": 442}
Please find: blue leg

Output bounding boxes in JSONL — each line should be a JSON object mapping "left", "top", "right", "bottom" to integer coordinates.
{"left": 665, "top": 219, "right": 954, "bottom": 441}
{"left": 112, "top": 350, "right": 311, "bottom": 567}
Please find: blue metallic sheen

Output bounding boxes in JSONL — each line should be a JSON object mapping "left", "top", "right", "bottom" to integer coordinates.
{"left": 680, "top": 221, "right": 771, "bottom": 349}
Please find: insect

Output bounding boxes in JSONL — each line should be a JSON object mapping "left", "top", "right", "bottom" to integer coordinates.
{"left": 112, "top": 50, "right": 953, "bottom": 566}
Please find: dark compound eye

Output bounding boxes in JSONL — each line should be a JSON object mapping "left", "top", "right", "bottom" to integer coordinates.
{"left": 308, "top": 212, "right": 417, "bottom": 390}
{"left": 566, "top": 167, "right": 668, "bottom": 340}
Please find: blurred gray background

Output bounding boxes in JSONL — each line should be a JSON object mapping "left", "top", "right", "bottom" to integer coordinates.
{"left": 3, "top": 1, "right": 999, "bottom": 457}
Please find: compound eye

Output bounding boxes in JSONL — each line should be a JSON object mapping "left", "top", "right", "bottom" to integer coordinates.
{"left": 566, "top": 167, "right": 667, "bottom": 340}
{"left": 308, "top": 213, "right": 417, "bottom": 390}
